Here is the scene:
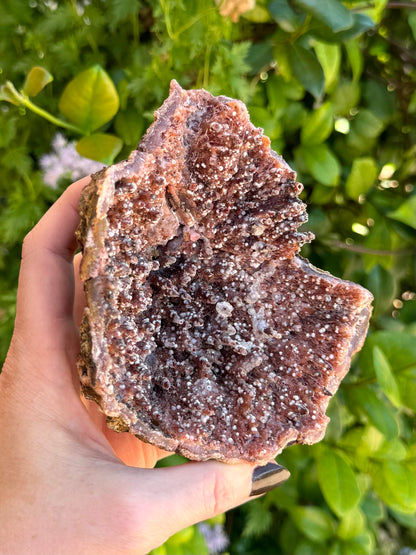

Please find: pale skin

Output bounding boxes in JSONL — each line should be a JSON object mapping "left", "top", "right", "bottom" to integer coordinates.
{"left": 0, "top": 176, "right": 256, "bottom": 555}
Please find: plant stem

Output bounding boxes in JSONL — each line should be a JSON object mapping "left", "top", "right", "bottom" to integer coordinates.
{"left": 4, "top": 81, "right": 83, "bottom": 134}
{"left": 131, "top": 13, "right": 140, "bottom": 44}
{"left": 329, "top": 240, "right": 416, "bottom": 256}
{"left": 173, "top": 8, "right": 217, "bottom": 40}
{"left": 159, "top": 0, "right": 216, "bottom": 41}
{"left": 22, "top": 172, "right": 37, "bottom": 201}
{"left": 343, "top": 363, "right": 416, "bottom": 389}
{"left": 159, "top": 0, "right": 175, "bottom": 41}
{"left": 386, "top": 1, "right": 416, "bottom": 9}
{"left": 21, "top": 96, "right": 83, "bottom": 134}
{"left": 203, "top": 44, "right": 212, "bottom": 89}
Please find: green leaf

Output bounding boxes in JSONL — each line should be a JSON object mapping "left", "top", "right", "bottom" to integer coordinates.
{"left": 332, "top": 80, "right": 360, "bottom": 116}
{"left": 288, "top": 44, "right": 325, "bottom": 99}
{"left": 293, "top": 0, "right": 353, "bottom": 32}
{"left": 266, "top": 75, "right": 288, "bottom": 115}
{"left": 328, "top": 541, "right": 344, "bottom": 555}
{"left": 114, "top": 109, "right": 144, "bottom": 146}
{"left": 349, "top": 386, "right": 398, "bottom": 439}
{"left": 372, "top": 346, "right": 401, "bottom": 408}
{"left": 291, "top": 506, "right": 335, "bottom": 542}
{"left": 0, "top": 82, "right": 20, "bottom": 105}
{"left": 0, "top": 187, "right": 44, "bottom": 244}
{"left": 397, "top": 367, "right": 416, "bottom": 412}
{"left": 243, "top": 499, "right": 273, "bottom": 537}
{"left": 294, "top": 540, "right": 323, "bottom": 555}
{"left": 250, "top": 106, "right": 281, "bottom": 139}
{"left": 273, "top": 45, "right": 292, "bottom": 81}
{"left": 337, "top": 507, "right": 365, "bottom": 540}
{"left": 345, "top": 157, "right": 378, "bottom": 200}
{"left": 309, "top": 13, "right": 374, "bottom": 43}
{"left": 361, "top": 0, "right": 389, "bottom": 23}
{"left": 343, "top": 531, "right": 376, "bottom": 555}
{"left": 339, "top": 426, "right": 384, "bottom": 463}
{"left": 246, "top": 42, "right": 274, "bottom": 76}
{"left": 409, "top": 10, "right": 416, "bottom": 41}
{"left": 391, "top": 508, "right": 416, "bottom": 529}
{"left": 269, "top": 0, "right": 305, "bottom": 32}
{"left": 242, "top": 4, "right": 271, "bottom": 23}
{"left": 303, "top": 207, "right": 331, "bottom": 237}
{"left": 360, "top": 492, "right": 385, "bottom": 524}
{"left": 0, "top": 116, "right": 17, "bottom": 148}
{"left": 1, "top": 146, "right": 33, "bottom": 175}
{"left": 344, "top": 40, "right": 363, "bottom": 82}
{"left": 22, "top": 66, "right": 53, "bottom": 97}
{"left": 371, "top": 460, "right": 416, "bottom": 514}
{"left": 301, "top": 144, "right": 341, "bottom": 186}
{"left": 317, "top": 446, "right": 361, "bottom": 517}
{"left": 388, "top": 195, "right": 416, "bottom": 229}
{"left": 363, "top": 81, "right": 396, "bottom": 123}
{"left": 282, "top": 103, "right": 307, "bottom": 134}
{"left": 351, "top": 109, "right": 385, "bottom": 140}
{"left": 59, "top": 66, "right": 120, "bottom": 133}
{"left": 359, "top": 331, "right": 416, "bottom": 379}
{"left": 280, "top": 517, "right": 301, "bottom": 554}
{"left": 363, "top": 219, "right": 393, "bottom": 271}
{"left": 374, "top": 437, "right": 407, "bottom": 461}
{"left": 301, "top": 102, "right": 333, "bottom": 145}
{"left": 314, "top": 42, "right": 341, "bottom": 92}
{"left": 281, "top": 79, "right": 305, "bottom": 101}
{"left": 76, "top": 133, "right": 122, "bottom": 165}
{"left": 108, "top": 0, "right": 141, "bottom": 28}
{"left": 309, "top": 183, "right": 335, "bottom": 205}
{"left": 267, "top": 477, "right": 299, "bottom": 509}
{"left": 334, "top": 13, "right": 374, "bottom": 41}
{"left": 366, "top": 264, "right": 396, "bottom": 319}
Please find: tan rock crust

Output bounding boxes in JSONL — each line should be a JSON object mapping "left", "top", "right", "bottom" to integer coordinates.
{"left": 76, "top": 81, "right": 373, "bottom": 464}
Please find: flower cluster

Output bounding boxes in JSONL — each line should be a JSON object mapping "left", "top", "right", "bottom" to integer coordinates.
{"left": 198, "top": 522, "right": 229, "bottom": 554}
{"left": 40, "top": 133, "right": 103, "bottom": 188}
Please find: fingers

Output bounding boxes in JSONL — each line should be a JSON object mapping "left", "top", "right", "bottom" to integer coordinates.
{"left": 82, "top": 398, "right": 172, "bottom": 468}
{"left": 128, "top": 460, "right": 290, "bottom": 546}
{"left": 102, "top": 428, "right": 172, "bottom": 468}
{"left": 16, "top": 177, "right": 90, "bottom": 346}
{"left": 149, "top": 461, "right": 254, "bottom": 532}
{"left": 123, "top": 460, "right": 284, "bottom": 545}
{"left": 104, "top": 461, "right": 254, "bottom": 553}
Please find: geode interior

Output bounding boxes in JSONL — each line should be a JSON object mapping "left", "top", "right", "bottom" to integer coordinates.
{"left": 77, "top": 81, "right": 373, "bottom": 464}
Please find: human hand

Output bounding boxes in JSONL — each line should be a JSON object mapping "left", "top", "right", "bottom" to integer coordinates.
{"left": 0, "top": 177, "right": 289, "bottom": 555}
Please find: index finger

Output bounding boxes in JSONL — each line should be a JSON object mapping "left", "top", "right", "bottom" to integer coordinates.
{"left": 16, "top": 176, "right": 91, "bottom": 337}
{"left": 24, "top": 176, "right": 90, "bottom": 262}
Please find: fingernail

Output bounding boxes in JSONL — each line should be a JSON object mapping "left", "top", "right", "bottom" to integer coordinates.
{"left": 250, "top": 462, "right": 290, "bottom": 496}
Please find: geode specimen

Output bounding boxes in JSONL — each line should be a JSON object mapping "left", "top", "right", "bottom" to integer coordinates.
{"left": 77, "top": 81, "right": 373, "bottom": 464}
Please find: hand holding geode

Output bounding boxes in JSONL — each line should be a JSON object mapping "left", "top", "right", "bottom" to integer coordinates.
{"left": 76, "top": 81, "right": 373, "bottom": 464}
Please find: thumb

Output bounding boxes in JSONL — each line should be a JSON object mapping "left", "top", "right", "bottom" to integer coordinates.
{"left": 151, "top": 461, "right": 253, "bottom": 529}
{"left": 129, "top": 460, "right": 289, "bottom": 544}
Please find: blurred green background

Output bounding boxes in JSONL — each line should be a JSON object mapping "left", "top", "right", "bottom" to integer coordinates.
{"left": 0, "top": 1, "right": 415, "bottom": 554}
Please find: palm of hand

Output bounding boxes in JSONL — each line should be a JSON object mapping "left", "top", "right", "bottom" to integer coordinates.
{"left": 0, "top": 177, "right": 254, "bottom": 555}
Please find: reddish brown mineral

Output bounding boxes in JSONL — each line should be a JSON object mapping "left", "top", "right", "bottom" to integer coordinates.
{"left": 77, "top": 81, "right": 373, "bottom": 464}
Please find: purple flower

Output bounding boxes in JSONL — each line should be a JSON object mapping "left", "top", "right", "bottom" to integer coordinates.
{"left": 40, "top": 133, "right": 104, "bottom": 188}
{"left": 198, "top": 522, "right": 229, "bottom": 554}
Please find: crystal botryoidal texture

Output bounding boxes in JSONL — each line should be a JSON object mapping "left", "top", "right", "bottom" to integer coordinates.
{"left": 76, "top": 81, "right": 373, "bottom": 464}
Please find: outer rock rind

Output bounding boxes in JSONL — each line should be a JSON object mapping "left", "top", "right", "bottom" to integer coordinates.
{"left": 77, "top": 81, "right": 373, "bottom": 464}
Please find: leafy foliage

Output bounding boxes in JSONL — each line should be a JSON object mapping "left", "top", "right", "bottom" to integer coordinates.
{"left": 1, "top": 1, "right": 415, "bottom": 554}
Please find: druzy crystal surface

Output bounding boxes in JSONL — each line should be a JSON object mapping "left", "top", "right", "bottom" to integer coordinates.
{"left": 77, "top": 81, "right": 373, "bottom": 464}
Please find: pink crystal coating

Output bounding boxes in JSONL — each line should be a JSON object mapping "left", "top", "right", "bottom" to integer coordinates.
{"left": 77, "top": 81, "right": 373, "bottom": 464}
